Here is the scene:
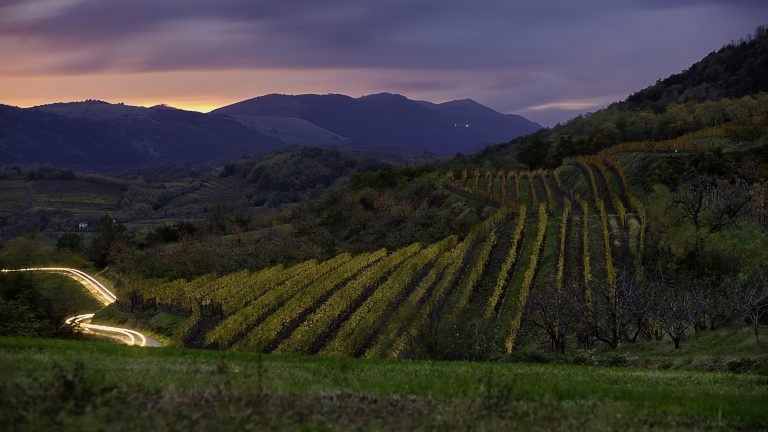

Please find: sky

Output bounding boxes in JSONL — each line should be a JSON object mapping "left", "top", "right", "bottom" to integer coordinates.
{"left": 0, "top": 1, "right": 766, "bottom": 126}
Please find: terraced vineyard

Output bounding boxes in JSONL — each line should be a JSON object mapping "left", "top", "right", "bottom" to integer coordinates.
{"left": 29, "top": 180, "right": 123, "bottom": 220}
{"left": 121, "top": 155, "right": 645, "bottom": 358}
{"left": 162, "top": 177, "right": 254, "bottom": 216}
{"left": 0, "top": 180, "right": 31, "bottom": 215}
{"left": 447, "top": 167, "right": 572, "bottom": 215}
{"left": 0, "top": 174, "right": 265, "bottom": 229}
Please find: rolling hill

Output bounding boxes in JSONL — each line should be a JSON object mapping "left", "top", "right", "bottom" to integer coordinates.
{"left": 0, "top": 95, "right": 540, "bottom": 172}
{"left": 0, "top": 101, "right": 284, "bottom": 171}
{"left": 212, "top": 92, "right": 542, "bottom": 154}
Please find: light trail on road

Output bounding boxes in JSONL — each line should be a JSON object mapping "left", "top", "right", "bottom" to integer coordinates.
{"left": 1, "top": 267, "right": 117, "bottom": 305}
{"left": 65, "top": 313, "right": 149, "bottom": 347}
{"left": 1, "top": 267, "right": 160, "bottom": 347}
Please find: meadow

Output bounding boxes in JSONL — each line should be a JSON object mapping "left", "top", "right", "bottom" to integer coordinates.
{"left": 1, "top": 336, "right": 766, "bottom": 431}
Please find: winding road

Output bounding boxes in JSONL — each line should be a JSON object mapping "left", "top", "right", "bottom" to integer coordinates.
{"left": 0, "top": 267, "right": 162, "bottom": 347}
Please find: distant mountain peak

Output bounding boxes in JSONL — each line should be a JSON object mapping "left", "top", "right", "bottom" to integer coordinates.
{"left": 213, "top": 92, "right": 541, "bottom": 154}
{"left": 438, "top": 98, "right": 494, "bottom": 111}
{"left": 33, "top": 99, "right": 113, "bottom": 109}
{"left": 1, "top": 91, "right": 542, "bottom": 171}
{"left": 359, "top": 92, "right": 407, "bottom": 100}
{"left": 150, "top": 104, "right": 179, "bottom": 110}
{"left": 443, "top": 98, "right": 481, "bottom": 106}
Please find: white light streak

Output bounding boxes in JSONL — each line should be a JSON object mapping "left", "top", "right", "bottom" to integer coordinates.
{"left": 2, "top": 267, "right": 155, "bottom": 347}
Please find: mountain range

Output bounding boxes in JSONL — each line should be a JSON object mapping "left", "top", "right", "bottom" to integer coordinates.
{"left": 213, "top": 93, "right": 540, "bottom": 155}
{"left": 0, "top": 94, "right": 541, "bottom": 171}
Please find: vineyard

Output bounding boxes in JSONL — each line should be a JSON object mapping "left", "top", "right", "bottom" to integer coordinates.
{"left": 30, "top": 180, "right": 123, "bottom": 218}
{"left": 0, "top": 173, "right": 264, "bottom": 230}
{"left": 117, "top": 152, "right": 650, "bottom": 358}
{"left": 0, "top": 180, "right": 31, "bottom": 215}
{"left": 161, "top": 177, "right": 254, "bottom": 216}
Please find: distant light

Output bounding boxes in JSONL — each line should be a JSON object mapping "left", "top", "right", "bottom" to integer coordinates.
{"left": 465, "top": 124, "right": 470, "bottom": 128}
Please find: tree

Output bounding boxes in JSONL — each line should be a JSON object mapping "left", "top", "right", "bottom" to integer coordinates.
{"left": 731, "top": 276, "right": 768, "bottom": 344}
{"left": 88, "top": 213, "right": 128, "bottom": 267}
{"left": 573, "top": 268, "right": 644, "bottom": 349}
{"left": 674, "top": 176, "right": 710, "bottom": 233}
{"left": 675, "top": 175, "right": 756, "bottom": 235}
{"left": 704, "top": 177, "right": 757, "bottom": 233}
{"left": 56, "top": 233, "right": 81, "bottom": 252}
{"left": 527, "top": 281, "right": 579, "bottom": 354}
{"left": 516, "top": 135, "right": 549, "bottom": 169}
{"left": 654, "top": 282, "right": 694, "bottom": 349}
{"left": 684, "top": 277, "right": 731, "bottom": 332}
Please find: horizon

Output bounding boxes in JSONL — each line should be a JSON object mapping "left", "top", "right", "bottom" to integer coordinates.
{"left": 5, "top": 92, "right": 547, "bottom": 123}
{"left": 1, "top": 1, "right": 766, "bottom": 126}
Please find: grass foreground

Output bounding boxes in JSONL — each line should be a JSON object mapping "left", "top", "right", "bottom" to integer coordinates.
{"left": 1, "top": 337, "right": 767, "bottom": 431}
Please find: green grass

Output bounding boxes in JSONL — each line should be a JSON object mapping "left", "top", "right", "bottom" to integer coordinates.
{"left": 614, "top": 324, "right": 768, "bottom": 365}
{"left": 41, "top": 273, "right": 101, "bottom": 309}
{"left": 0, "top": 336, "right": 766, "bottom": 431}
{"left": 516, "top": 322, "right": 768, "bottom": 375}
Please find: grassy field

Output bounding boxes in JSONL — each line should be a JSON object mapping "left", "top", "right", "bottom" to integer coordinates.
{"left": 1, "top": 336, "right": 766, "bottom": 431}
{"left": 29, "top": 273, "right": 102, "bottom": 314}
{"left": 603, "top": 325, "right": 768, "bottom": 373}
{"left": 516, "top": 323, "right": 768, "bottom": 376}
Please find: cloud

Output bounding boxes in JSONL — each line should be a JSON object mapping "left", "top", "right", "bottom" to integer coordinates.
{"left": 0, "top": 0, "right": 765, "bottom": 125}
{"left": 521, "top": 98, "right": 618, "bottom": 112}
{"left": 6, "top": 0, "right": 758, "bottom": 72}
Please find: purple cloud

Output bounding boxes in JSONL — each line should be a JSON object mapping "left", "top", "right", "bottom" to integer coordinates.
{"left": 0, "top": 0, "right": 765, "bottom": 125}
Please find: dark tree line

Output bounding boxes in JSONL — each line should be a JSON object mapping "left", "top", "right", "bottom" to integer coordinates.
{"left": 528, "top": 269, "right": 768, "bottom": 354}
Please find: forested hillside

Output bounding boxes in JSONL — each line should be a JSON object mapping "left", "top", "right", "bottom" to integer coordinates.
{"left": 626, "top": 26, "right": 768, "bottom": 111}
{"left": 478, "top": 27, "right": 768, "bottom": 169}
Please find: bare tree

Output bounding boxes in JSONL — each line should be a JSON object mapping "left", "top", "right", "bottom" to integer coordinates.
{"left": 627, "top": 277, "right": 655, "bottom": 343}
{"left": 654, "top": 282, "right": 694, "bottom": 349}
{"left": 704, "top": 177, "right": 757, "bottom": 234}
{"left": 731, "top": 276, "right": 768, "bottom": 344}
{"left": 748, "top": 183, "right": 768, "bottom": 231}
{"left": 527, "top": 281, "right": 578, "bottom": 354}
{"left": 685, "top": 279, "right": 707, "bottom": 333}
{"left": 686, "top": 277, "right": 733, "bottom": 331}
{"left": 573, "top": 269, "right": 644, "bottom": 349}
{"left": 674, "top": 176, "right": 710, "bottom": 232}
{"left": 675, "top": 176, "right": 757, "bottom": 236}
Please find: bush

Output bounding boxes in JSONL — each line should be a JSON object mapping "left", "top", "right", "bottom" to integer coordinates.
{"left": 56, "top": 233, "right": 81, "bottom": 252}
